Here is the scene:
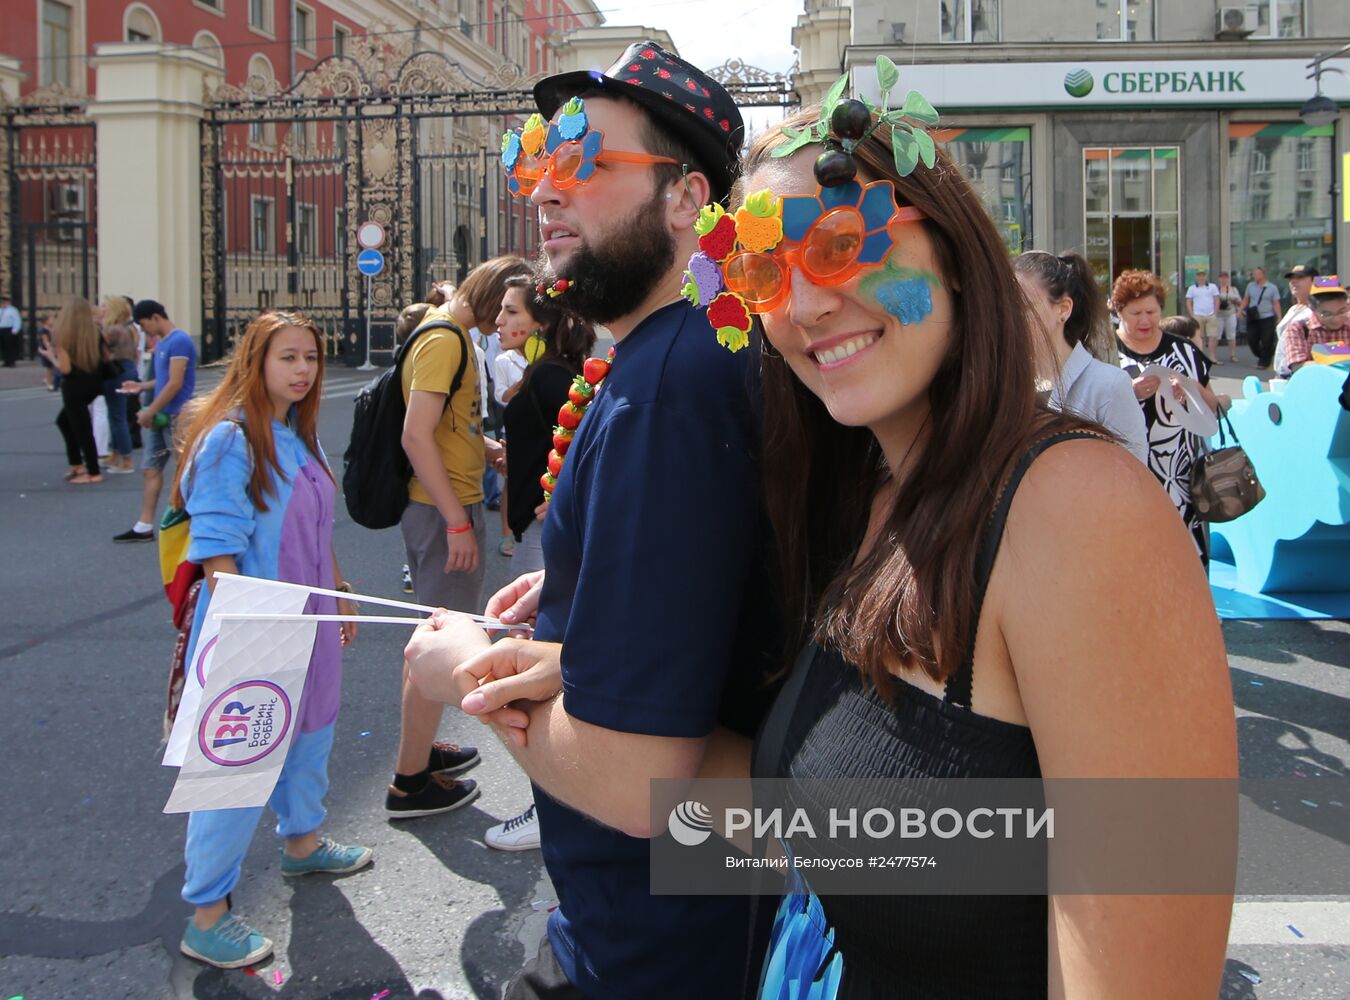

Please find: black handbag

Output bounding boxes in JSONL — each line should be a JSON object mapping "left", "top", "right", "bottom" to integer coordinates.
{"left": 1244, "top": 285, "right": 1267, "bottom": 333}
{"left": 1191, "top": 411, "right": 1265, "bottom": 523}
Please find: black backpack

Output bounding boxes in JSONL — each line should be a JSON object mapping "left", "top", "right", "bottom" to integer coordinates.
{"left": 342, "top": 320, "right": 470, "bottom": 529}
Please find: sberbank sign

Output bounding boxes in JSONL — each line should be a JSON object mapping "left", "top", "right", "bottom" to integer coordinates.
{"left": 1064, "top": 68, "right": 1245, "bottom": 98}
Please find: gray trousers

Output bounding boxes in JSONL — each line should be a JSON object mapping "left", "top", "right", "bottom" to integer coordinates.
{"left": 400, "top": 500, "right": 487, "bottom": 613}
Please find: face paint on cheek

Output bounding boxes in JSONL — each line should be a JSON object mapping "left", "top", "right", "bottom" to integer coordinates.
{"left": 859, "top": 262, "right": 940, "bottom": 326}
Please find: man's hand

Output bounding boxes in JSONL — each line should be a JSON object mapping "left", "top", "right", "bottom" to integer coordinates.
{"left": 534, "top": 499, "right": 548, "bottom": 522}
{"left": 485, "top": 570, "right": 545, "bottom": 629}
{"left": 137, "top": 409, "right": 155, "bottom": 428}
{"left": 404, "top": 609, "right": 492, "bottom": 704}
{"left": 455, "top": 638, "right": 564, "bottom": 746}
{"left": 444, "top": 526, "right": 479, "bottom": 574}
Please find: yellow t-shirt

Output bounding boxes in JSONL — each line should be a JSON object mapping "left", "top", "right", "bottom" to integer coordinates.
{"left": 399, "top": 307, "right": 485, "bottom": 507}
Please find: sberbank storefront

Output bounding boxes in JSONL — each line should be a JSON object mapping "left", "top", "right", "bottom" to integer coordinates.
{"left": 856, "top": 57, "right": 1349, "bottom": 313}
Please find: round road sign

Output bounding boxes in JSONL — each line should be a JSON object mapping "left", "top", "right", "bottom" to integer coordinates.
{"left": 356, "top": 221, "right": 385, "bottom": 249}
{"left": 356, "top": 248, "right": 384, "bottom": 276}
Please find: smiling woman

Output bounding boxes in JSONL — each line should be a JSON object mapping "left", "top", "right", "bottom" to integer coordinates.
{"left": 689, "top": 94, "right": 1238, "bottom": 999}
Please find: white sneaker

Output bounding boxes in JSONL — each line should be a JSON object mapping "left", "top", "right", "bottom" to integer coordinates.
{"left": 485, "top": 804, "right": 540, "bottom": 852}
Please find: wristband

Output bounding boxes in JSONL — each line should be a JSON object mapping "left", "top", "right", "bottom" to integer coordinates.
{"left": 446, "top": 523, "right": 472, "bottom": 535}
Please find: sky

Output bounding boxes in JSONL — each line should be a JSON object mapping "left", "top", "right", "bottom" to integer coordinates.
{"left": 589, "top": 0, "right": 802, "bottom": 77}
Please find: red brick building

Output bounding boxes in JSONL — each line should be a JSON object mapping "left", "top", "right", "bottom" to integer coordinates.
{"left": 9, "top": 0, "right": 596, "bottom": 99}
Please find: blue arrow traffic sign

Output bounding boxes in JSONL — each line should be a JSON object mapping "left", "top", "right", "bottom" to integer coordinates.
{"left": 356, "top": 248, "right": 384, "bottom": 276}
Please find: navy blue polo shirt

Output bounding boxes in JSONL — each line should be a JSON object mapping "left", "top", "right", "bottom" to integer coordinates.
{"left": 533, "top": 300, "right": 779, "bottom": 1000}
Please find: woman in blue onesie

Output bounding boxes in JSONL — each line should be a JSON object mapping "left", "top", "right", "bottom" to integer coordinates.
{"left": 172, "top": 310, "right": 367, "bottom": 969}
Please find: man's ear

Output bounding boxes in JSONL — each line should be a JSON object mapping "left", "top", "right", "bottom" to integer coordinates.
{"left": 667, "top": 169, "right": 712, "bottom": 230}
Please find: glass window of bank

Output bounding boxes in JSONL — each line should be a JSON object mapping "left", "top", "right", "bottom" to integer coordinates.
{"left": 938, "top": 127, "right": 1032, "bottom": 253}
{"left": 1229, "top": 122, "right": 1334, "bottom": 288}
{"left": 1083, "top": 147, "right": 1180, "bottom": 313}
{"left": 940, "top": 1, "right": 1001, "bottom": 42}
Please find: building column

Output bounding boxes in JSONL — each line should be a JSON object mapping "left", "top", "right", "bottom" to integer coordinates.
{"left": 0, "top": 56, "right": 26, "bottom": 103}
{"left": 86, "top": 42, "right": 220, "bottom": 339}
{"left": 0, "top": 58, "right": 27, "bottom": 302}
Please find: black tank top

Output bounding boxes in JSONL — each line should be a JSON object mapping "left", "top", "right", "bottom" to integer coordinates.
{"left": 752, "top": 433, "right": 1095, "bottom": 999}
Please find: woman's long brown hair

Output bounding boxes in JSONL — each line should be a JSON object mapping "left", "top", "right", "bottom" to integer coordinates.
{"left": 744, "top": 108, "right": 1096, "bottom": 695}
{"left": 54, "top": 297, "right": 102, "bottom": 374}
{"left": 171, "top": 310, "right": 329, "bottom": 512}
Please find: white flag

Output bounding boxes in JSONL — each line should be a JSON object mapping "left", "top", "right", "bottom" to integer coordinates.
{"left": 163, "top": 615, "right": 318, "bottom": 814}
{"left": 162, "top": 574, "right": 311, "bottom": 767}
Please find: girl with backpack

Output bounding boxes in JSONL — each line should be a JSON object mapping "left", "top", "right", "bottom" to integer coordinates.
{"left": 171, "top": 310, "right": 369, "bottom": 969}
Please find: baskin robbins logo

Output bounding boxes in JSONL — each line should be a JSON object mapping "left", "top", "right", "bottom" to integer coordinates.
{"left": 194, "top": 635, "right": 218, "bottom": 686}
{"left": 198, "top": 680, "right": 292, "bottom": 767}
{"left": 667, "top": 800, "right": 715, "bottom": 846}
{"left": 1064, "top": 69, "right": 1095, "bottom": 98}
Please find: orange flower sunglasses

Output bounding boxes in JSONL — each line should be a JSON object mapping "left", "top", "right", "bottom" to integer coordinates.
{"left": 508, "top": 131, "right": 679, "bottom": 198}
{"left": 723, "top": 203, "right": 927, "bottom": 314}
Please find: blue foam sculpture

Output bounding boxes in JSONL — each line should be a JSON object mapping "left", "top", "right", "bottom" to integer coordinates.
{"left": 1209, "top": 364, "right": 1350, "bottom": 595}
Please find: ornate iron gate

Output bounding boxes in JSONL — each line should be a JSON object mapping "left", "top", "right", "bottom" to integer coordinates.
{"left": 200, "top": 39, "right": 536, "bottom": 364}
{"left": 2, "top": 87, "right": 98, "bottom": 357}
{"left": 199, "top": 40, "right": 798, "bottom": 365}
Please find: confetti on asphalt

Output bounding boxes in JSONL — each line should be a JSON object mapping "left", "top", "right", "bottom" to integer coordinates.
{"left": 1287, "top": 924, "right": 1305, "bottom": 939}
{"left": 80, "top": 797, "right": 93, "bottom": 806}
{"left": 1300, "top": 800, "right": 1319, "bottom": 808}
{"left": 1238, "top": 968, "right": 1261, "bottom": 984}
{"left": 1248, "top": 680, "right": 1264, "bottom": 686}
{"left": 243, "top": 967, "right": 257, "bottom": 976}
{"left": 274, "top": 970, "right": 284, "bottom": 985}
{"left": 1294, "top": 769, "right": 1307, "bottom": 777}
{"left": 531, "top": 898, "right": 559, "bottom": 911}
{"left": 372, "top": 991, "right": 391, "bottom": 1000}
{"left": 360, "top": 731, "right": 372, "bottom": 737}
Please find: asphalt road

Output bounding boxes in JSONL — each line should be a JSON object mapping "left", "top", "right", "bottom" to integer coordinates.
{"left": 0, "top": 360, "right": 1346, "bottom": 1000}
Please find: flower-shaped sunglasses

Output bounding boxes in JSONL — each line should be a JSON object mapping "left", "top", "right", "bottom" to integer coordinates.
{"left": 725, "top": 184, "right": 925, "bottom": 314}
{"left": 683, "top": 180, "right": 928, "bottom": 353}
{"left": 501, "top": 99, "right": 677, "bottom": 198}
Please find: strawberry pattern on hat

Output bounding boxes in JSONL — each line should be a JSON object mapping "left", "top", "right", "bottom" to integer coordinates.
{"left": 532, "top": 40, "right": 745, "bottom": 200}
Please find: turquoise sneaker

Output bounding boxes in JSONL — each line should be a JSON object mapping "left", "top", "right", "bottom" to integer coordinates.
{"left": 280, "top": 836, "right": 373, "bottom": 877}
{"left": 180, "top": 912, "right": 273, "bottom": 969}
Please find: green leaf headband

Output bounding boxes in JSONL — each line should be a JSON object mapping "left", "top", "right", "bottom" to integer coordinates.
{"left": 772, "top": 56, "right": 940, "bottom": 186}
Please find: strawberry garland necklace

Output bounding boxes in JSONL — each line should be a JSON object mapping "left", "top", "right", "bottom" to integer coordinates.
{"left": 540, "top": 349, "right": 615, "bottom": 500}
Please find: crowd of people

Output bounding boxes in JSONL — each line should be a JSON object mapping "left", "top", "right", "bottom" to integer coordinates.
{"left": 26, "top": 36, "right": 1300, "bottom": 999}
{"left": 33, "top": 294, "right": 197, "bottom": 513}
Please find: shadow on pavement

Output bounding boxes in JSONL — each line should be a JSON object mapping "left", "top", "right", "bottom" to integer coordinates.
{"left": 400, "top": 803, "right": 546, "bottom": 1000}
{"left": 0, "top": 861, "right": 189, "bottom": 960}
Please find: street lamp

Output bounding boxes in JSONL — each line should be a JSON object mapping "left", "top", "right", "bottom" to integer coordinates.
{"left": 1301, "top": 92, "right": 1339, "bottom": 128}
{"left": 1302, "top": 42, "right": 1350, "bottom": 127}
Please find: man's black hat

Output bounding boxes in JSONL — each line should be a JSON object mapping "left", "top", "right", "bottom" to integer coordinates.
{"left": 533, "top": 41, "right": 744, "bottom": 202}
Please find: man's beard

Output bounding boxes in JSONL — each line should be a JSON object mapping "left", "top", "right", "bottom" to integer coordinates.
{"left": 534, "top": 187, "right": 676, "bottom": 325}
